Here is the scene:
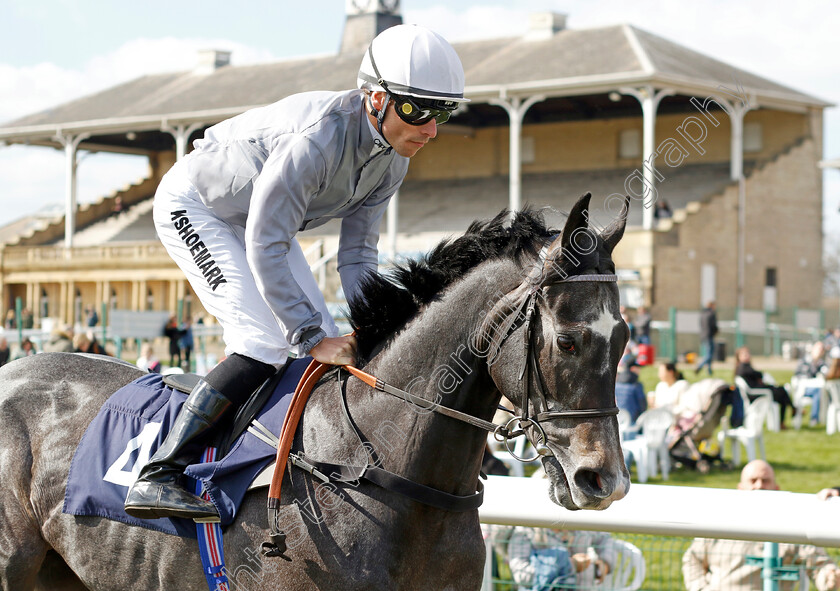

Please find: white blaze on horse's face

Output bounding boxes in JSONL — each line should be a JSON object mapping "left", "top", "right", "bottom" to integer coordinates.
{"left": 588, "top": 305, "right": 622, "bottom": 374}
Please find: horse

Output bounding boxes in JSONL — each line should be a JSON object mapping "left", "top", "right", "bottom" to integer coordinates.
{"left": 0, "top": 193, "right": 631, "bottom": 591}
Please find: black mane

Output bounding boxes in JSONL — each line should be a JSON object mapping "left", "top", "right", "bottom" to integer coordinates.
{"left": 348, "top": 208, "right": 556, "bottom": 360}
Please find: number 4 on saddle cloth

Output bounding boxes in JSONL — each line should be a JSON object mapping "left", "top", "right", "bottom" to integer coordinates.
{"left": 63, "top": 358, "right": 311, "bottom": 537}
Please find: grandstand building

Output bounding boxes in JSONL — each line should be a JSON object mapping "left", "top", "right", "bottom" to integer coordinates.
{"left": 0, "top": 1, "right": 830, "bottom": 329}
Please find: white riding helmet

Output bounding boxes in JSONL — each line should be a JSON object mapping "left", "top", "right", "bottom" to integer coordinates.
{"left": 357, "top": 24, "right": 469, "bottom": 105}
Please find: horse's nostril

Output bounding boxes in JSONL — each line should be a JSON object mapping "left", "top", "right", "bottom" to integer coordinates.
{"left": 574, "top": 469, "right": 609, "bottom": 498}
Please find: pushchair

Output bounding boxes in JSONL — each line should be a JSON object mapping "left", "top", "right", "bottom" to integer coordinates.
{"left": 668, "top": 381, "right": 738, "bottom": 474}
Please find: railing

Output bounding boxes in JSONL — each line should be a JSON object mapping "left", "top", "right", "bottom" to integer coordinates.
{"left": 649, "top": 307, "right": 839, "bottom": 362}
{"left": 2, "top": 242, "right": 172, "bottom": 270}
{"left": 302, "top": 238, "right": 340, "bottom": 292}
{"left": 479, "top": 476, "right": 840, "bottom": 590}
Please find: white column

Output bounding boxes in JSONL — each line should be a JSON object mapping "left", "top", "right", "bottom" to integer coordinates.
{"left": 386, "top": 190, "right": 399, "bottom": 260}
{"left": 54, "top": 132, "right": 90, "bottom": 248}
{"left": 161, "top": 123, "right": 204, "bottom": 160}
{"left": 718, "top": 99, "right": 751, "bottom": 309}
{"left": 489, "top": 94, "right": 546, "bottom": 213}
{"left": 619, "top": 86, "right": 674, "bottom": 229}
{"left": 728, "top": 103, "right": 749, "bottom": 181}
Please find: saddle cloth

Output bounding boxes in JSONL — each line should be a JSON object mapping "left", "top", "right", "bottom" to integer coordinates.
{"left": 63, "top": 357, "right": 311, "bottom": 537}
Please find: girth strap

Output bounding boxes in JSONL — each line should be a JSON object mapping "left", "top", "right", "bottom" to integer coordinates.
{"left": 292, "top": 453, "right": 484, "bottom": 512}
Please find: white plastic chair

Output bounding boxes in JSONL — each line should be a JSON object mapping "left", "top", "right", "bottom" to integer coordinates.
{"left": 717, "top": 396, "right": 770, "bottom": 465}
{"left": 824, "top": 381, "right": 840, "bottom": 435}
{"left": 789, "top": 374, "right": 826, "bottom": 429}
{"left": 599, "top": 539, "right": 646, "bottom": 591}
{"left": 487, "top": 434, "right": 539, "bottom": 477}
{"left": 734, "top": 376, "right": 780, "bottom": 432}
{"left": 617, "top": 408, "right": 634, "bottom": 442}
{"left": 621, "top": 408, "right": 673, "bottom": 483}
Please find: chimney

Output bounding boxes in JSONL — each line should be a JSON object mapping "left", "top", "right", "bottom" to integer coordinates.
{"left": 524, "top": 12, "right": 567, "bottom": 41}
{"left": 194, "top": 49, "right": 231, "bottom": 75}
{"left": 340, "top": 0, "right": 403, "bottom": 56}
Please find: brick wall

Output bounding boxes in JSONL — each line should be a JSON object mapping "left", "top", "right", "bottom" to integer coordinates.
{"left": 649, "top": 138, "right": 823, "bottom": 315}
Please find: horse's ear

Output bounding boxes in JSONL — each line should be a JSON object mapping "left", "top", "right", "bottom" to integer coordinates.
{"left": 537, "top": 193, "right": 593, "bottom": 282}
{"left": 559, "top": 192, "right": 592, "bottom": 255}
{"left": 601, "top": 196, "right": 631, "bottom": 255}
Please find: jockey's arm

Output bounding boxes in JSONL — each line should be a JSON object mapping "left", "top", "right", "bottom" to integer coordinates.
{"left": 337, "top": 193, "right": 392, "bottom": 303}
{"left": 246, "top": 135, "right": 329, "bottom": 355}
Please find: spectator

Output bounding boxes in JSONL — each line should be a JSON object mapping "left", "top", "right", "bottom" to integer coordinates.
{"left": 817, "top": 488, "right": 840, "bottom": 501}
{"left": 650, "top": 361, "right": 690, "bottom": 411}
{"left": 179, "top": 318, "right": 194, "bottom": 371}
{"left": 85, "top": 307, "right": 99, "bottom": 327}
{"left": 13, "top": 337, "right": 36, "bottom": 360}
{"left": 4, "top": 309, "right": 15, "bottom": 330}
{"left": 620, "top": 306, "right": 636, "bottom": 344}
{"left": 824, "top": 327, "right": 840, "bottom": 359}
{"left": 21, "top": 308, "right": 34, "bottom": 329}
{"left": 111, "top": 196, "right": 124, "bottom": 217}
{"left": 634, "top": 306, "right": 652, "bottom": 345}
{"left": 683, "top": 460, "right": 840, "bottom": 590}
{"left": 73, "top": 332, "right": 92, "bottom": 353}
{"left": 88, "top": 331, "right": 108, "bottom": 355}
{"left": 0, "top": 336, "right": 10, "bottom": 367}
{"left": 42, "top": 325, "right": 74, "bottom": 353}
{"left": 734, "top": 346, "right": 793, "bottom": 429}
{"left": 163, "top": 315, "right": 184, "bottom": 369}
{"left": 695, "top": 301, "right": 718, "bottom": 376}
{"left": 654, "top": 199, "right": 672, "bottom": 219}
{"left": 74, "top": 331, "right": 108, "bottom": 355}
{"left": 795, "top": 341, "right": 828, "bottom": 427}
{"left": 508, "top": 526, "right": 615, "bottom": 590}
{"left": 136, "top": 343, "right": 161, "bottom": 373}
{"left": 615, "top": 355, "right": 647, "bottom": 423}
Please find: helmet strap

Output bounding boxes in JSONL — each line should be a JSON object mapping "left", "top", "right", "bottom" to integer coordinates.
{"left": 376, "top": 93, "right": 391, "bottom": 143}
{"left": 366, "top": 90, "right": 392, "bottom": 148}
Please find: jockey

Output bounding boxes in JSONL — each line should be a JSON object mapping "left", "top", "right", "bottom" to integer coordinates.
{"left": 124, "top": 25, "right": 468, "bottom": 520}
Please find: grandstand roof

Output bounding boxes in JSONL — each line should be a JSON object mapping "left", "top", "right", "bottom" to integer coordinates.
{"left": 0, "top": 23, "right": 829, "bottom": 146}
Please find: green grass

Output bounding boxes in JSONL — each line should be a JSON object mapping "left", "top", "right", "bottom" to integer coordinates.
{"left": 633, "top": 362, "right": 840, "bottom": 492}
{"left": 490, "top": 362, "right": 840, "bottom": 590}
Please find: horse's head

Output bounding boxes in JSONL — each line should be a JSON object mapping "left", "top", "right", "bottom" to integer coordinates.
{"left": 482, "top": 193, "right": 631, "bottom": 510}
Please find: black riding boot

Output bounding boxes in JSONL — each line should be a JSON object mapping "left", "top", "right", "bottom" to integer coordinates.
{"left": 124, "top": 380, "right": 232, "bottom": 520}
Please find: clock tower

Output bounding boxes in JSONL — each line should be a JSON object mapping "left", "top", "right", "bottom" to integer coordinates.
{"left": 340, "top": 0, "right": 403, "bottom": 55}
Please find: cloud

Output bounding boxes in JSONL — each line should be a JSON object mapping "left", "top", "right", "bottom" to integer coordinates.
{"left": 0, "top": 37, "right": 276, "bottom": 227}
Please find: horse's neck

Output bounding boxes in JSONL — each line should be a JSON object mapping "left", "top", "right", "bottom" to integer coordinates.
{"left": 359, "top": 264, "right": 520, "bottom": 494}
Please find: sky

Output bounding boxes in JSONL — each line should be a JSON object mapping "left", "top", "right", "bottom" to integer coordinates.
{"left": 1, "top": 0, "right": 839, "bottom": 249}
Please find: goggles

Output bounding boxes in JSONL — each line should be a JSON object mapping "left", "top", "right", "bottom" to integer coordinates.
{"left": 390, "top": 94, "right": 456, "bottom": 126}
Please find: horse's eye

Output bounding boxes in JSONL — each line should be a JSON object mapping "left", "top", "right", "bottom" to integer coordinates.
{"left": 557, "top": 335, "right": 576, "bottom": 353}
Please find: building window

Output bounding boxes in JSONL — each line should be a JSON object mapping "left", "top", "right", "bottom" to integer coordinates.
{"left": 744, "top": 122, "right": 763, "bottom": 153}
{"left": 521, "top": 136, "right": 536, "bottom": 164}
{"left": 618, "top": 129, "right": 641, "bottom": 159}
{"left": 763, "top": 267, "right": 777, "bottom": 311}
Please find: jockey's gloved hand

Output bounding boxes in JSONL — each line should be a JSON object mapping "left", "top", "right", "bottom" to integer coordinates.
{"left": 310, "top": 335, "right": 357, "bottom": 366}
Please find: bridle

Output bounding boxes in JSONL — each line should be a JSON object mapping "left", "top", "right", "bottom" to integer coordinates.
{"left": 340, "top": 240, "right": 621, "bottom": 462}
{"left": 262, "top": 240, "right": 621, "bottom": 558}
{"left": 493, "top": 270, "right": 620, "bottom": 462}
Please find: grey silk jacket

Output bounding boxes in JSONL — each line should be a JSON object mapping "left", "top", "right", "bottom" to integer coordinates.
{"left": 185, "top": 89, "right": 409, "bottom": 348}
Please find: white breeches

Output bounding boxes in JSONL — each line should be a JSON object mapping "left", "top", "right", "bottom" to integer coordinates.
{"left": 153, "top": 163, "right": 338, "bottom": 368}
